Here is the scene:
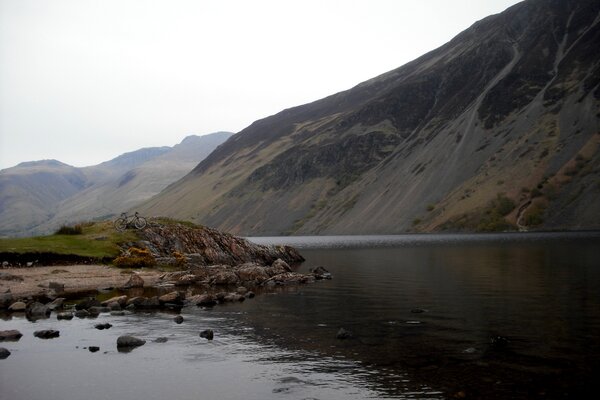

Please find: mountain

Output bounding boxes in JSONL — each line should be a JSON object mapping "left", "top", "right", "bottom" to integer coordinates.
{"left": 139, "top": 0, "right": 600, "bottom": 235}
{"left": 0, "top": 160, "right": 88, "bottom": 236}
{"left": 0, "top": 132, "right": 232, "bottom": 237}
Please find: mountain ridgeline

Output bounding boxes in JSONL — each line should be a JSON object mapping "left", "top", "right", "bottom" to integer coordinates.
{"left": 0, "top": 132, "right": 232, "bottom": 237}
{"left": 139, "top": 0, "right": 600, "bottom": 235}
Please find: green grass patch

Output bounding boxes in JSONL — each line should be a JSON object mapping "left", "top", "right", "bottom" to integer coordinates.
{"left": 0, "top": 221, "right": 138, "bottom": 259}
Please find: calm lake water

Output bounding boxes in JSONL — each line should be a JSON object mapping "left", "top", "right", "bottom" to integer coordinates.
{"left": 1, "top": 232, "right": 599, "bottom": 399}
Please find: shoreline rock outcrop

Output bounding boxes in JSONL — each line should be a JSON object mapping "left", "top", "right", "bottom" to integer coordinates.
{"left": 134, "top": 222, "right": 304, "bottom": 267}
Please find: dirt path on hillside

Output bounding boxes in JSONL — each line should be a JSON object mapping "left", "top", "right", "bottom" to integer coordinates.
{"left": 0, "top": 265, "right": 162, "bottom": 298}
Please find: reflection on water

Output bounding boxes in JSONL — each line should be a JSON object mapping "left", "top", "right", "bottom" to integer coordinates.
{"left": 247, "top": 232, "right": 600, "bottom": 398}
{"left": 1, "top": 232, "right": 599, "bottom": 399}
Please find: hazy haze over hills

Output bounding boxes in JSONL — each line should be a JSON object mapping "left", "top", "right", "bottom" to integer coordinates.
{"left": 0, "top": 132, "right": 232, "bottom": 236}
{"left": 139, "top": 0, "right": 600, "bottom": 235}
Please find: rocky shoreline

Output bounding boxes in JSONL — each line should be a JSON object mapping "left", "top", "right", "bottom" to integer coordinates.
{"left": 0, "top": 222, "right": 333, "bottom": 358}
{"left": 0, "top": 258, "right": 331, "bottom": 358}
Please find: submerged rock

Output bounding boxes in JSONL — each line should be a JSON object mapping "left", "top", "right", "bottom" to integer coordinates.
{"left": 0, "top": 347, "right": 10, "bottom": 359}
{"left": 74, "top": 309, "right": 90, "bottom": 318}
{"left": 34, "top": 330, "right": 60, "bottom": 339}
{"left": 0, "top": 330, "right": 23, "bottom": 342}
{"left": 173, "top": 315, "right": 184, "bottom": 324}
{"left": 336, "top": 328, "right": 352, "bottom": 340}
{"left": 154, "top": 337, "right": 168, "bottom": 343}
{"left": 310, "top": 266, "right": 332, "bottom": 280}
{"left": 116, "top": 335, "right": 146, "bottom": 349}
{"left": 88, "top": 346, "right": 100, "bottom": 353}
{"left": 94, "top": 323, "right": 112, "bottom": 330}
{"left": 199, "top": 329, "right": 214, "bottom": 340}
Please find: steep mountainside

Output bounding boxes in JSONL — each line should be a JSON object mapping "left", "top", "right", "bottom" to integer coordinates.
{"left": 140, "top": 0, "right": 600, "bottom": 235}
{"left": 0, "top": 132, "right": 232, "bottom": 237}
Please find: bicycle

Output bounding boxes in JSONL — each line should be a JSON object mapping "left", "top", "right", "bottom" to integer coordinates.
{"left": 114, "top": 212, "right": 147, "bottom": 232}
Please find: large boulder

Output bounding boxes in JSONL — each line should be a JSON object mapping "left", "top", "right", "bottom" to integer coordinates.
{"left": 0, "top": 290, "right": 13, "bottom": 309}
{"left": 236, "top": 263, "right": 270, "bottom": 284}
{"left": 209, "top": 270, "right": 239, "bottom": 285}
{"left": 26, "top": 302, "right": 50, "bottom": 318}
{"left": 75, "top": 297, "right": 101, "bottom": 311}
{"left": 270, "top": 259, "right": 292, "bottom": 275}
{"left": 158, "top": 291, "right": 183, "bottom": 305}
{"left": 187, "top": 294, "right": 217, "bottom": 307}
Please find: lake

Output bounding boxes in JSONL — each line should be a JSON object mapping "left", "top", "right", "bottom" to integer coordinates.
{"left": 1, "top": 232, "right": 599, "bottom": 399}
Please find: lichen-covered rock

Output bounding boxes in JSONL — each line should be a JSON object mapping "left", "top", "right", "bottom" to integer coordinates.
{"left": 235, "top": 263, "right": 270, "bottom": 284}
{"left": 265, "top": 272, "right": 314, "bottom": 285}
{"left": 209, "top": 270, "right": 239, "bottom": 285}
{"left": 159, "top": 271, "right": 199, "bottom": 286}
{"left": 187, "top": 294, "right": 217, "bottom": 307}
{"left": 271, "top": 259, "right": 292, "bottom": 274}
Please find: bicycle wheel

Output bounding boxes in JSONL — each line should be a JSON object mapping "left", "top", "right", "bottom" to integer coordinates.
{"left": 134, "top": 216, "right": 147, "bottom": 230}
{"left": 114, "top": 218, "right": 128, "bottom": 232}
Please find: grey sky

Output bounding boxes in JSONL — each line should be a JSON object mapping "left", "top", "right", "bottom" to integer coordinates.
{"left": 0, "top": 0, "right": 521, "bottom": 170}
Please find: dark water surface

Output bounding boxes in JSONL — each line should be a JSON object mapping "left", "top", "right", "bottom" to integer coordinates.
{"left": 1, "top": 232, "right": 599, "bottom": 399}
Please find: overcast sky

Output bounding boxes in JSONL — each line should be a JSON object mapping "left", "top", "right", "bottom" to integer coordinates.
{"left": 0, "top": 0, "right": 521, "bottom": 170}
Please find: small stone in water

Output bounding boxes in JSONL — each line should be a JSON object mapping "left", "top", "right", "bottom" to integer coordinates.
{"left": 200, "top": 329, "right": 214, "bottom": 340}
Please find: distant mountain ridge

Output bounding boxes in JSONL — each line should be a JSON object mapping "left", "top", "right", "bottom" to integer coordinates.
{"left": 0, "top": 132, "right": 232, "bottom": 237}
{"left": 139, "top": 0, "right": 600, "bottom": 234}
